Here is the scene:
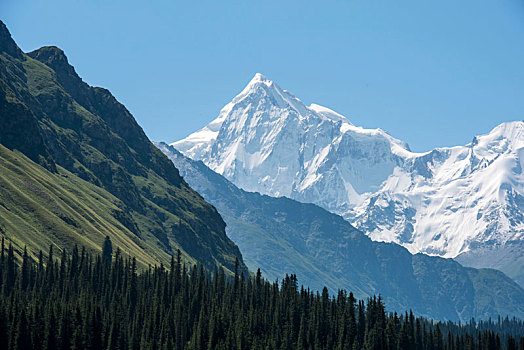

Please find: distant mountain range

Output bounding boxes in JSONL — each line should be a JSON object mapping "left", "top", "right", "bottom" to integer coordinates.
{"left": 157, "top": 142, "right": 524, "bottom": 322}
{"left": 173, "top": 73, "right": 524, "bottom": 287}
{"left": 2, "top": 17, "right": 524, "bottom": 323}
{"left": 0, "top": 20, "right": 246, "bottom": 274}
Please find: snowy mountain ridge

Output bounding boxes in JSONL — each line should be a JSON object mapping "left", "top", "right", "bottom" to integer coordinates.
{"left": 172, "top": 73, "right": 524, "bottom": 285}
{"left": 175, "top": 73, "right": 414, "bottom": 210}
{"left": 353, "top": 121, "right": 524, "bottom": 256}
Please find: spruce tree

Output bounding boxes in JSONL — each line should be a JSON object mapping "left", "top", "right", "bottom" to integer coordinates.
{"left": 102, "top": 236, "right": 113, "bottom": 264}
{"left": 0, "top": 243, "right": 520, "bottom": 350}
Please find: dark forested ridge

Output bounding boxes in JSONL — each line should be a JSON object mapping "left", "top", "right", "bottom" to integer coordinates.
{"left": 0, "top": 19, "right": 246, "bottom": 273}
{"left": 1, "top": 239, "right": 523, "bottom": 350}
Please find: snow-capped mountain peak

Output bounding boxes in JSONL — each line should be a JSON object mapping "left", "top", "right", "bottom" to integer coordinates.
{"left": 473, "top": 120, "right": 524, "bottom": 152}
{"left": 173, "top": 73, "right": 412, "bottom": 211}
{"left": 352, "top": 120, "right": 524, "bottom": 272}
{"left": 231, "top": 73, "right": 310, "bottom": 118}
{"left": 172, "top": 75, "right": 524, "bottom": 286}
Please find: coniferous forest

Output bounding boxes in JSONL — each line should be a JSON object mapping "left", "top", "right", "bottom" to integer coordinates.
{"left": 0, "top": 238, "right": 523, "bottom": 350}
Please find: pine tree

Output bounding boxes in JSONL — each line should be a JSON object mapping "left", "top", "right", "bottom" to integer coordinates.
{"left": 0, "top": 243, "right": 520, "bottom": 350}
{"left": 102, "top": 236, "right": 113, "bottom": 264}
{"left": 14, "top": 309, "right": 32, "bottom": 350}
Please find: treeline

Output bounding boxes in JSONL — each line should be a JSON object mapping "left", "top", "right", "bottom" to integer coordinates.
{"left": 0, "top": 239, "right": 523, "bottom": 350}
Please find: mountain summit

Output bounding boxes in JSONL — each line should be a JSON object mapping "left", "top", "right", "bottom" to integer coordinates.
{"left": 174, "top": 74, "right": 524, "bottom": 286}
{"left": 174, "top": 73, "right": 411, "bottom": 212}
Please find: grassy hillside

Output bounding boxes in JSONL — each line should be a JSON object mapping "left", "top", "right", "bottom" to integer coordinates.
{"left": 0, "top": 20, "right": 246, "bottom": 273}
{"left": 0, "top": 145, "right": 167, "bottom": 266}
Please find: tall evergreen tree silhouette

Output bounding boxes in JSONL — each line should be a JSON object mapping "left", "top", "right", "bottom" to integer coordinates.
{"left": 102, "top": 236, "right": 113, "bottom": 264}
{"left": 0, "top": 242, "right": 521, "bottom": 350}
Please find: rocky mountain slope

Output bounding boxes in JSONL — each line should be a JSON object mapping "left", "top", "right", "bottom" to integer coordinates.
{"left": 0, "top": 20, "right": 246, "bottom": 273}
{"left": 173, "top": 73, "right": 524, "bottom": 285}
{"left": 157, "top": 142, "right": 524, "bottom": 322}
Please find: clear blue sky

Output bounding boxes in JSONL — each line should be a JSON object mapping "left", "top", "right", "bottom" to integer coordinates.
{"left": 2, "top": 0, "right": 524, "bottom": 152}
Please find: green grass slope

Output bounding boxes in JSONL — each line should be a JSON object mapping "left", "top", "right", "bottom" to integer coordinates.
{"left": 0, "top": 145, "right": 165, "bottom": 266}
